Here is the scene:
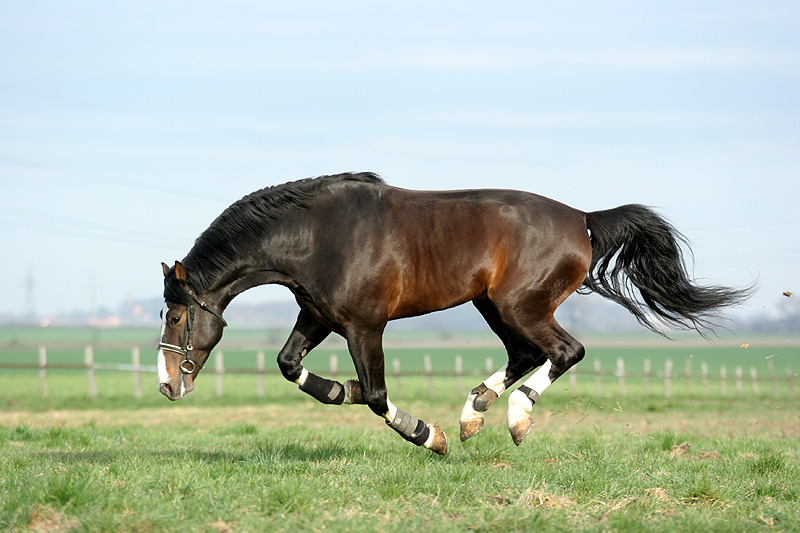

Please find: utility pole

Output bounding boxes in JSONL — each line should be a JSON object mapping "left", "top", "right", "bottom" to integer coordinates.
{"left": 24, "top": 264, "right": 36, "bottom": 322}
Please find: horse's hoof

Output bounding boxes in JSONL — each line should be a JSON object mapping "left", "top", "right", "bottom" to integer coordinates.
{"left": 343, "top": 380, "right": 364, "bottom": 404}
{"left": 460, "top": 416, "right": 484, "bottom": 441}
{"left": 426, "top": 425, "right": 448, "bottom": 455}
{"left": 508, "top": 415, "right": 534, "bottom": 446}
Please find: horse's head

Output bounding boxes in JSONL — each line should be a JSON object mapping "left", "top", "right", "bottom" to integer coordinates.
{"left": 157, "top": 261, "right": 227, "bottom": 400}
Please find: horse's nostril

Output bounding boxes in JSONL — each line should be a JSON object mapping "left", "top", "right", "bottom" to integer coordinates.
{"left": 161, "top": 382, "right": 172, "bottom": 395}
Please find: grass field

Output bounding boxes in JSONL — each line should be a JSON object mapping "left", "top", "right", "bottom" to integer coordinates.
{"left": 1, "top": 327, "right": 799, "bottom": 531}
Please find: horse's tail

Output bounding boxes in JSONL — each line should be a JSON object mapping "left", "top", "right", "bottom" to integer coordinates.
{"left": 581, "top": 204, "right": 753, "bottom": 334}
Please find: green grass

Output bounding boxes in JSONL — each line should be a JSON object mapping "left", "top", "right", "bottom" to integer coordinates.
{"left": 1, "top": 370, "right": 799, "bottom": 531}
{"left": 1, "top": 403, "right": 798, "bottom": 532}
{"left": 1, "top": 328, "right": 799, "bottom": 531}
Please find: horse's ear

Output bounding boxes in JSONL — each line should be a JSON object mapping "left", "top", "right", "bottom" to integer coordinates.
{"left": 161, "top": 262, "right": 170, "bottom": 278}
{"left": 174, "top": 261, "right": 188, "bottom": 288}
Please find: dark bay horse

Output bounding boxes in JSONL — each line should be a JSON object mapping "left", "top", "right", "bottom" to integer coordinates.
{"left": 157, "top": 172, "right": 749, "bottom": 454}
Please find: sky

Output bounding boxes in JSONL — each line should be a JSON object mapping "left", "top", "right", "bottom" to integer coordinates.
{"left": 1, "top": 1, "right": 798, "bottom": 322}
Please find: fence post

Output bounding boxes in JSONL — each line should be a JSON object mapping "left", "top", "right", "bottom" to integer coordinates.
{"left": 85, "top": 346, "right": 97, "bottom": 398}
{"left": 700, "top": 362, "right": 709, "bottom": 396}
{"left": 132, "top": 347, "right": 142, "bottom": 398}
{"left": 393, "top": 358, "right": 402, "bottom": 398}
{"left": 750, "top": 367, "right": 760, "bottom": 396}
{"left": 616, "top": 358, "right": 626, "bottom": 395}
{"left": 39, "top": 345, "right": 47, "bottom": 398}
{"left": 735, "top": 366, "right": 743, "bottom": 395}
{"left": 215, "top": 352, "right": 224, "bottom": 397}
{"left": 643, "top": 358, "right": 650, "bottom": 396}
{"left": 594, "top": 359, "right": 602, "bottom": 396}
{"left": 787, "top": 365, "right": 795, "bottom": 396}
{"left": 664, "top": 359, "right": 672, "bottom": 398}
{"left": 256, "top": 351, "right": 265, "bottom": 397}
{"left": 455, "top": 355, "right": 464, "bottom": 396}
{"left": 330, "top": 353, "right": 338, "bottom": 381}
{"left": 424, "top": 354, "right": 434, "bottom": 398}
{"left": 720, "top": 365, "right": 727, "bottom": 396}
{"left": 485, "top": 357, "right": 494, "bottom": 376}
{"left": 767, "top": 360, "right": 778, "bottom": 398}
{"left": 685, "top": 358, "right": 692, "bottom": 395}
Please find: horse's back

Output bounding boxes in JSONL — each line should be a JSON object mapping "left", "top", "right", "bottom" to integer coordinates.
{"left": 335, "top": 185, "right": 593, "bottom": 320}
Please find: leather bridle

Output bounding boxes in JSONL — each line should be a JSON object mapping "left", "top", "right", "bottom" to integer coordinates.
{"left": 158, "top": 290, "right": 228, "bottom": 375}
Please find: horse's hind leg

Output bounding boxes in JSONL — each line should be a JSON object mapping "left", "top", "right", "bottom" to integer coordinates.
{"left": 346, "top": 327, "right": 448, "bottom": 455}
{"left": 278, "top": 309, "right": 364, "bottom": 405}
{"left": 460, "top": 298, "right": 544, "bottom": 441}
{"left": 505, "top": 318, "right": 585, "bottom": 445}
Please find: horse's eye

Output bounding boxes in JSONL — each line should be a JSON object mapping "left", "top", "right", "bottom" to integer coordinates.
{"left": 170, "top": 316, "right": 180, "bottom": 325}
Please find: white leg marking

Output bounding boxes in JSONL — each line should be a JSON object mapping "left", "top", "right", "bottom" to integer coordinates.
{"left": 507, "top": 360, "right": 553, "bottom": 428}
{"left": 460, "top": 392, "right": 481, "bottom": 422}
{"left": 523, "top": 359, "right": 554, "bottom": 396}
{"left": 384, "top": 398, "right": 398, "bottom": 422}
{"left": 423, "top": 425, "right": 437, "bottom": 448}
{"left": 460, "top": 363, "right": 508, "bottom": 426}
{"left": 295, "top": 368, "right": 309, "bottom": 387}
{"left": 483, "top": 363, "right": 509, "bottom": 395}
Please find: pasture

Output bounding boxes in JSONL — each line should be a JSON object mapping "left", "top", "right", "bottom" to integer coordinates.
{"left": 1, "top": 327, "right": 799, "bottom": 531}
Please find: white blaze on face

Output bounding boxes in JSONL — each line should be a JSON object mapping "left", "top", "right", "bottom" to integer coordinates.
{"left": 157, "top": 303, "right": 170, "bottom": 385}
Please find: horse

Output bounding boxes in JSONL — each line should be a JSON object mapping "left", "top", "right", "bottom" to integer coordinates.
{"left": 157, "top": 172, "right": 750, "bottom": 454}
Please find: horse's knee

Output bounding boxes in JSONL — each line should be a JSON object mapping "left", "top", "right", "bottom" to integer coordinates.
{"left": 569, "top": 342, "right": 585, "bottom": 366}
{"left": 550, "top": 340, "right": 585, "bottom": 376}
{"left": 276, "top": 348, "right": 302, "bottom": 382}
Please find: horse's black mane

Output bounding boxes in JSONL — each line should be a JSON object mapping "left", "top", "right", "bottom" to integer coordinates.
{"left": 165, "top": 172, "right": 384, "bottom": 302}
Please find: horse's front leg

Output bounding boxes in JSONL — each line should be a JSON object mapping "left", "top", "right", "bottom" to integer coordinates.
{"left": 278, "top": 309, "right": 364, "bottom": 405}
{"left": 347, "top": 328, "right": 448, "bottom": 455}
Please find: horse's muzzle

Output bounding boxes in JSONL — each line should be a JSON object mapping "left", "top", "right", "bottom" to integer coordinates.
{"left": 158, "top": 375, "right": 194, "bottom": 400}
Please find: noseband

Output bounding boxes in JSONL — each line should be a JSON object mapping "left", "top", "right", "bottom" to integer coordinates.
{"left": 158, "top": 290, "right": 228, "bottom": 375}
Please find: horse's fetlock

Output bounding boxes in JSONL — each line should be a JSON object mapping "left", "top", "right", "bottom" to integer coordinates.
{"left": 472, "top": 383, "right": 499, "bottom": 412}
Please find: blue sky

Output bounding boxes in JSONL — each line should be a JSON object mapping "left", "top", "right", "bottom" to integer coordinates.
{"left": 1, "top": 1, "right": 798, "bottom": 321}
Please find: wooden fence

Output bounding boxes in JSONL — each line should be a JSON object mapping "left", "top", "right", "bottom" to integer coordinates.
{"left": 1, "top": 346, "right": 796, "bottom": 399}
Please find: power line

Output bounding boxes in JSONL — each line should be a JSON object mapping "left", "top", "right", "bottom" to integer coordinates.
{"left": 0, "top": 210, "right": 187, "bottom": 249}
{"left": 0, "top": 157, "right": 223, "bottom": 202}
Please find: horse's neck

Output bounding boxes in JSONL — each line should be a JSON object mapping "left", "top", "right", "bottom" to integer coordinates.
{"left": 208, "top": 250, "right": 300, "bottom": 310}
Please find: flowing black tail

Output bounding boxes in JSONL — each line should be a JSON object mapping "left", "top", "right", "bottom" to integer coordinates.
{"left": 581, "top": 205, "right": 753, "bottom": 334}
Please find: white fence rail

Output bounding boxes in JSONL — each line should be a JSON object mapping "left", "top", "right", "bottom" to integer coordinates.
{"left": 1, "top": 346, "right": 796, "bottom": 399}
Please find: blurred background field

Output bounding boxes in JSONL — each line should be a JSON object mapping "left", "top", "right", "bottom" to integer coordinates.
{"left": 1, "top": 326, "right": 796, "bottom": 409}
